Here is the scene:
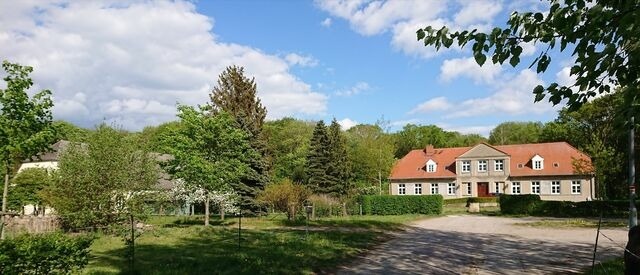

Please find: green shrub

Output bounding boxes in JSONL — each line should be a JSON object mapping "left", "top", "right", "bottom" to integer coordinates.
{"left": 0, "top": 232, "right": 93, "bottom": 274}
{"left": 360, "top": 195, "right": 443, "bottom": 215}
{"left": 499, "top": 194, "right": 541, "bottom": 215}
{"left": 532, "top": 200, "right": 634, "bottom": 218}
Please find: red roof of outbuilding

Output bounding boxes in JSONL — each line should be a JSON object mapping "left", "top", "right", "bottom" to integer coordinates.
{"left": 389, "top": 142, "right": 591, "bottom": 180}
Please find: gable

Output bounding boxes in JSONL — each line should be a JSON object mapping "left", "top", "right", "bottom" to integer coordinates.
{"left": 458, "top": 143, "right": 509, "bottom": 159}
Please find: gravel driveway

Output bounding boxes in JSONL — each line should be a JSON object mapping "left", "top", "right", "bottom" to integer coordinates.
{"left": 338, "top": 215, "right": 628, "bottom": 274}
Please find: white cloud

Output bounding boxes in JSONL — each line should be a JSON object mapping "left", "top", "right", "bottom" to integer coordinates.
{"left": 409, "top": 97, "right": 452, "bottom": 114}
{"left": 437, "top": 123, "right": 494, "bottom": 137}
{"left": 446, "top": 69, "right": 556, "bottom": 118}
{"left": 335, "top": 82, "right": 370, "bottom": 96}
{"left": 284, "top": 53, "right": 319, "bottom": 67}
{"left": 453, "top": 0, "right": 503, "bottom": 26}
{"left": 0, "top": 1, "right": 327, "bottom": 130}
{"left": 315, "top": 0, "right": 505, "bottom": 58}
{"left": 321, "top": 17, "right": 332, "bottom": 27}
{"left": 440, "top": 57, "right": 503, "bottom": 84}
{"left": 390, "top": 118, "right": 421, "bottom": 128}
{"left": 338, "top": 118, "right": 358, "bottom": 130}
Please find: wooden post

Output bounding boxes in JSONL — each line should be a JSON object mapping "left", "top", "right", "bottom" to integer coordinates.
{"left": 205, "top": 193, "right": 210, "bottom": 226}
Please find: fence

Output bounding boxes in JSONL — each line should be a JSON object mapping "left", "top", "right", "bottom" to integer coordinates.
{"left": 4, "top": 215, "right": 60, "bottom": 235}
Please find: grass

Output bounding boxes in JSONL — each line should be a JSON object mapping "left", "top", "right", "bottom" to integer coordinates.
{"left": 513, "top": 218, "right": 627, "bottom": 228}
{"left": 585, "top": 257, "right": 623, "bottom": 274}
{"left": 84, "top": 214, "right": 429, "bottom": 274}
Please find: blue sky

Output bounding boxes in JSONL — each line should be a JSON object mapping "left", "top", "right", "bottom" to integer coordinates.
{"left": 0, "top": 0, "right": 576, "bottom": 136}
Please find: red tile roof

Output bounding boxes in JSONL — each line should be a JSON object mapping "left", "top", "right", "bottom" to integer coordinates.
{"left": 389, "top": 142, "right": 592, "bottom": 180}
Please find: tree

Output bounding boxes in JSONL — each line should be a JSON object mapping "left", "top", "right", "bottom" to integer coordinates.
{"left": 417, "top": 0, "right": 640, "bottom": 110}
{"left": 540, "top": 92, "right": 628, "bottom": 198}
{"left": 346, "top": 124, "right": 396, "bottom": 192}
{"left": 8, "top": 168, "right": 52, "bottom": 215}
{"left": 45, "top": 124, "right": 158, "bottom": 230}
{"left": 53, "top": 121, "right": 91, "bottom": 143}
{"left": 306, "top": 121, "right": 331, "bottom": 194}
{"left": 258, "top": 179, "right": 310, "bottom": 221}
{"left": 488, "top": 121, "right": 544, "bottom": 145}
{"left": 327, "top": 119, "right": 350, "bottom": 197}
{"left": 263, "top": 118, "right": 315, "bottom": 182}
{"left": 209, "top": 65, "right": 270, "bottom": 215}
{"left": 162, "top": 106, "right": 253, "bottom": 226}
{"left": 394, "top": 124, "right": 486, "bottom": 157}
{"left": 134, "top": 121, "right": 182, "bottom": 153}
{"left": 0, "top": 61, "right": 56, "bottom": 239}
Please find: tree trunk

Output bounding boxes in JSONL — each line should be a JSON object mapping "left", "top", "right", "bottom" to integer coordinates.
{"left": 204, "top": 194, "right": 210, "bottom": 226}
{"left": 342, "top": 202, "right": 348, "bottom": 216}
{"left": 1, "top": 163, "right": 10, "bottom": 240}
{"left": 220, "top": 204, "right": 225, "bottom": 221}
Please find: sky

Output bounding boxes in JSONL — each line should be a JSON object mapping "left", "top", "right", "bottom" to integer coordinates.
{"left": 0, "top": 0, "right": 578, "bottom": 136}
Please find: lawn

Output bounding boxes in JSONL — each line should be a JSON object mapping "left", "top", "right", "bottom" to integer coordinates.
{"left": 84, "top": 214, "right": 430, "bottom": 274}
{"left": 513, "top": 218, "right": 626, "bottom": 228}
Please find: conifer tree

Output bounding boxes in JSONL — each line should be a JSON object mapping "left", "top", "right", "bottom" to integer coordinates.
{"left": 306, "top": 121, "right": 330, "bottom": 193}
{"left": 327, "top": 119, "right": 350, "bottom": 197}
{"left": 209, "top": 65, "right": 269, "bottom": 215}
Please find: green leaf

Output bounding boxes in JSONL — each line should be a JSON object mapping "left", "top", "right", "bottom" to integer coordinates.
{"left": 509, "top": 56, "right": 520, "bottom": 67}
{"left": 417, "top": 29, "right": 425, "bottom": 41}
{"left": 474, "top": 53, "right": 487, "bottom": 66}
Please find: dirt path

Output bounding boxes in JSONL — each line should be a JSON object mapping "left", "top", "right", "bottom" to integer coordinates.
{"left": 338, "top": 215, "right": 627, "bottom": 274}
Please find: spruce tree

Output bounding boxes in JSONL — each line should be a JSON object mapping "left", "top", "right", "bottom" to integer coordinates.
{"left": 306, "top": 121, "right": 330, "bottom": 193}
{"left": 209, "top": 65, "right": 269, "bottom": 215}
{"left": 327, "top": 118, "right": 350, "bottom": 197}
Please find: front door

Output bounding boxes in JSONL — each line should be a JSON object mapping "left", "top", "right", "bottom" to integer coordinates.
{"left": 477, "top": 182, "right": 489, "bottom": 197}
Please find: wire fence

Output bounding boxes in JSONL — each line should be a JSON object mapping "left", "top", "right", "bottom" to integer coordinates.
{"left": 590, "top": 214, "right": 638, "bottom": 274}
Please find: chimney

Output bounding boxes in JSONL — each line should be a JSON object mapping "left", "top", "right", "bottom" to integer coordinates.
{"left": 425, "top": 145, "right": 435, "bottom": 156}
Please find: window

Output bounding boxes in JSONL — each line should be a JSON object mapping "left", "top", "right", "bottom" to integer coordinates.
{"left": 533, "top": 160, "right": 543, "bottom": 170}
{"left": 478, "top": 160, "right": 487, "bottom": 172}
{"left": 430, "top": 183, "right": 439, "bottom": 195}
{"left": 426, "top": 159, "right": 437, "bottom": 173}
{"left": 512, "top": 182, "right": 521, "bottom": 194}
{"left": 531, "top": 181, "right": 540, "bottom": 194}
{"left": 532, "top": 155, "right": 544, "bottom": 170}
{"left": 464, "top": 182, "right": 471, "bottom": 195}
{"left": 571, "top": 181, "right": 581, "bottom": 194}
{"left": 447, "top": 183, "right": 456, "bottom": 195}
{"left": 415, "top": 183, "right": 422, "bottom": 195}
{"left": 427, "top": 164, "right": 435, "bottom": 172}
{"left": 551, "top": 181, "right": 561, "bottom": 194}
{"left": 494, "top": 159, "right": 504, "bottom": 171}
{"left": 398, "top": 184, "right": 406, "bottom": 195}
{"left": 495, "top": 182, "right": 502, "bottom": 194}
{"left": 461, "top": 161, "right": 470, "bottom": 172}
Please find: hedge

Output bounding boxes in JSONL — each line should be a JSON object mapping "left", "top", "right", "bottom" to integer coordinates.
{"left": 360, "top": 195, "right": 443, "bottom": 215}
{"left": 499, "top": 194, "right": 541, "bottom": 215}
{"left": 0, "top": 232, "right": 94, "bottom": 274}
{"left": 499, "top": 194, "right": 638, "bottom": 218}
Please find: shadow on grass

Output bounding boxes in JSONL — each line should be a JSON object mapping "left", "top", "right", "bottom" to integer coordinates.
{"left": 87, "top": 227, "right": 380, "bottom": 275}
{"left": 278, "top": 218, "right": 406, "bottom": 231}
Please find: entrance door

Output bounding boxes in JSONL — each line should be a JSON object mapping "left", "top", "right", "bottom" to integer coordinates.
{"left": 477, "top": 182, "right": 489, "bottom": 197}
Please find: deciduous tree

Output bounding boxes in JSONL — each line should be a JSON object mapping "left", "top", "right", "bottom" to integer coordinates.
{"left": 162, "top": 106, "right": 253, "bottom": 226}
{"left": 46, "top": 124, "right": 158, "bottom": 230}
{"left": 0, "top": 61, "right": 55, "bottom": 239}
{"left": 417, "top": 0, "right": 640, "bottom": 110}
{"left": 488, "top": 121, "right": 544, "bottom": 145}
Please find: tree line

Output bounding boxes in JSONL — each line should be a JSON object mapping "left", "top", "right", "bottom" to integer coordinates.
{"left": 2, "top": 58, "right": 637, "bottom": 231}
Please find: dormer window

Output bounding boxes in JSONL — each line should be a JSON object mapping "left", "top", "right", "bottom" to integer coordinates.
{"left": 426, "top": 159, "right": 437, "bottom": 173}
{"left": 532, "top": 155, "right": 544, "bottom": 170}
